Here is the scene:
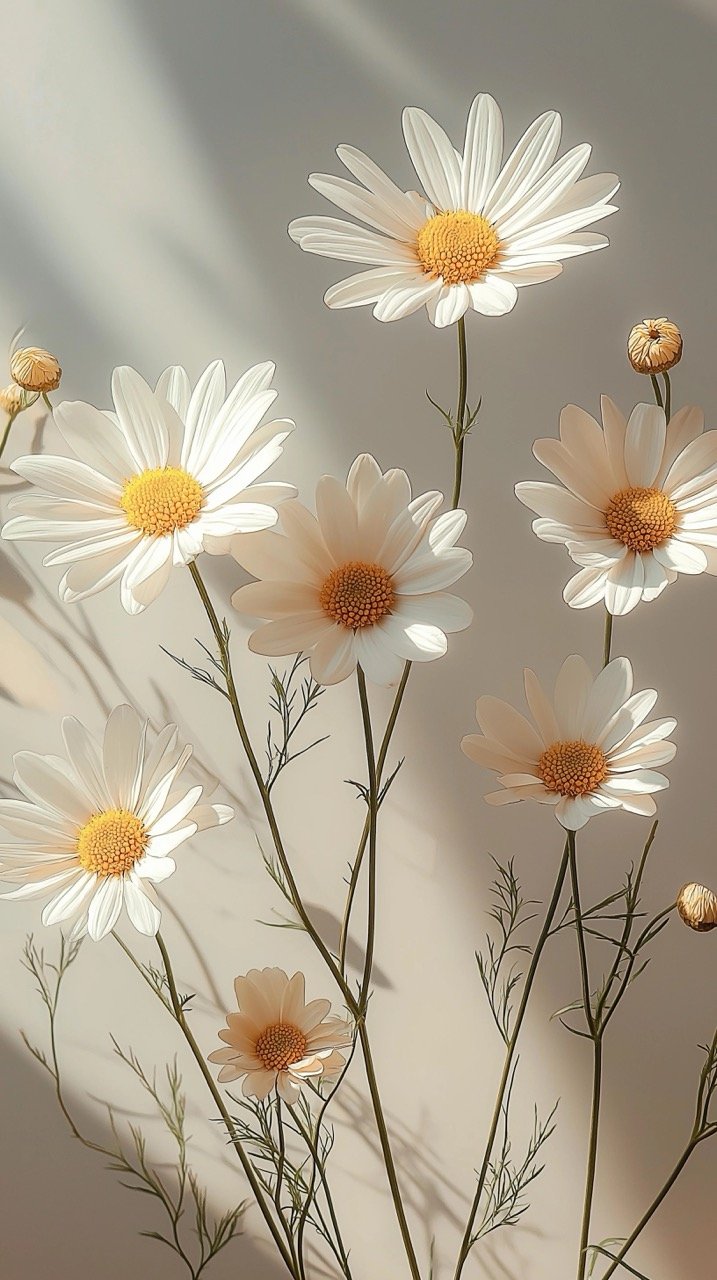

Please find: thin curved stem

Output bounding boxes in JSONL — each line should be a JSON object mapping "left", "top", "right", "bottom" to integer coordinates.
{"left": 153, "top": 931, "right": 298, "bottom": 1276}
{"left": 598, "top": 1142, "right": 695, "bottom": 1279}
{"left": 602, "top": 610, "right": 613, "bottom": 669}
{"left": 568, "top": 831, "right": 596, "bottom": 1039}
{"left": 578, "top": 1036, "right": 603, "bottom": 1280}
{"left": 453, "top": 840, "right": 570, "bottom": 1280}
{"left": 291, "top": 1101, "right": 354, "bottom": 1280}
{"left": 649, "top": 374, "right": 663, "bottom": 409}
{"left": 339, "top": 662, "right": 410, "bottom": 976}
{"left": 0, "top": 410, "right": 18, "bottom": 463}
{"left": 452, "top": 315, "right": 469, "bottom": 508}
{"left": 187, "top": 561, "right": 422, "bottom": 1280}
{"left": 663, "top": 371, "right": 672, "bottom": 422}
{"left": 356, "top": 666, "right": 379, "bottom": 1010}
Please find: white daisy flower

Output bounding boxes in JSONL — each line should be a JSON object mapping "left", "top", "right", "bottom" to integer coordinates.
{"left": 1, "top": 360, "right": 296, "bottom": 614}
{"left": 231, "top": 453, "right": 473, "bottom": 687}
{"left": 0, "top": 705, "right": 233, "bottom": 941}
{"left": 289, "top": 92, "right": 619, "bottom": 327}
{"left": 461, "top": 655, "right": 676, "bottom": 830}
{"left": 516, "top": 399, "right": 717, "bottom": 615}
{"left": 208, "top": 967, "right": 353, "bottom": 1105}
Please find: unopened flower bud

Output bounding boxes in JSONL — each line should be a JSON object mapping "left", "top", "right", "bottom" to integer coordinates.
{"left": 0, "top": 382, "right": 37, "bottom": 416}
{"left": 676, "top": 882, "right": 717, "bottom": 932}
{"left": 9, "top": 346, "right": 62, "bottom": 393}
{"left": 627, "top": 318, "right": 682, "bottom": 375}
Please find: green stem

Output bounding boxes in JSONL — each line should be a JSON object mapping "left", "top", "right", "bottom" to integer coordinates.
{"left": 339, "top": 662, "right": 410, "bottom": 977}
{"left": 0, "top": 410, "right": 18, "bottom": 463}
{"left": 598, "top": 1142, "right": 696, "bottom": 1280}
{"left": 356, "top": 666, "right": 379, "bottom": 1011}
{"left": 663, "top": 371, "right": 671, "bottom": 422}
{"left": 187, "top": 560, "right": 422, "bottom": 1280}
{"left": 602, "top": 610, "right": 613, "bottom": 669}
{"left": 568, "top": 831, "right": 596, "bottom": 1038}
{"left": 578, "top": 1035, "right": 603, "bottom": 1280}
{"left": 452, "top": 315, "right": 468, "bottom": 508}
{"left": 42, "top": 392, "right": 54, "bottom": 412}
{"left": 649, "top": 375, "right": 663, "bottom": 409}
{"left": 453, "top": 840, "right": 570, "bottom": 1280}
{"left": 291, "top": 1096, "right": 355, "bottom": 1280}
{"left": 153, "top": 932, "right": 298, "bottom": 1276}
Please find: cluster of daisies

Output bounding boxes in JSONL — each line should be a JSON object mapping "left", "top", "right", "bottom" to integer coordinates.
{"left": 0, "top": 90, "right": 713, "bottom": 1095}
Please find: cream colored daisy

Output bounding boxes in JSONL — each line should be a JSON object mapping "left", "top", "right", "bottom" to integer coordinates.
{"left": 0, "top": 705, "right": 233, "bottom": 941}
{"left": 231, "top": 453, "right": 473, "bottom": 687}
{"left": 515, "top": 399, "right": 717, "bottom": 615}
{"left": 461, "top": 656, "right": 676, "bottom": 830}
{"left": 1, "top": 361, "right": 295, "bottom": 614}
{"left": 208, "top": 967, "right": 353, "bottom": 1104}
{"left": 289, "top": 92, "right": 618, "bottom": 326}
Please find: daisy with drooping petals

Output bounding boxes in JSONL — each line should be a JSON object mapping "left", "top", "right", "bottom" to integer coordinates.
{"left": 230, "top": 453, "right": 473, "bottom": 687}
{"left": 289, "top": 92, "right": 619, "bottom": 326}
{"left": 461, "top": 656, "right": 675, "bottom": 830}
{"left": 208, "top": 968, "right": 353, "bottom": 1104}
{"left": 0, "top": 705, "right": 233, "bottom": 941}
{"left": 1, "top": 361, "right": 296, "bottom": 614}
{"left": 516, "top": 399, "right": 717, "bottom": 615}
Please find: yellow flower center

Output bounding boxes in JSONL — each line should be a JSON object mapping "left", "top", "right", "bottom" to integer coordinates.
{"left": 319, "top": 560, "right": 395, "bottom": 629}
{"left": 416, "top": 210, "right": 502, "bottom": 285}
{"left": 76, "top": 808, "right": 148, "bottom": 876}
{"left": 120, "top": 467, "right": 204, "bottom": 536}
{"left": 605, "top": 486, "right": 677, "bottom": 553}
{"left": 538, "top": 740, "right": 608, "bottom": 797}
{"left": 255, "top": 1022, "right": 308, "bottom": 1071}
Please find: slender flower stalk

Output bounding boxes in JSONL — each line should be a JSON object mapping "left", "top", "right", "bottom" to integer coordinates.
{"left": 453, "top": 839, "right": 570, "bottom": 1280}
{"left": 0, "top": 410, "right": 19, "bottom": 463}
{"left": 663, "top": 371, "right": 672, "bottom": 422}
{"left": 356, "top": 667, "right": 379, "bottom": 1011}
{"left": 452, "top": 316, "right": 469, "bottom": 508}
{"left": 187, "top": 559, "right": 422, "bottom": 1280}
{"left": 602, "top": 610, "right": 613, "bottom": 668}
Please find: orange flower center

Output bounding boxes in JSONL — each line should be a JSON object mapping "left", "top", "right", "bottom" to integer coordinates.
{"left": 76, "top": 808, "right": 148, "bottom": 876}
{"left": 255, "top": 1022, "right": 308, "bottom": 1071}
{"left": 319, "top": 560, "right": 395, "bottom": 629}
{"left": 605, "top": 486, "right": 677, "bottom": 553}
{"left": 416, "top": 210, "right": 502, "bottom": 285}
{"left": 120, "top": 466, "right": 204, "bottom": 536}
{"left": 538, "top": 740, "right": 608, "bottom": 797}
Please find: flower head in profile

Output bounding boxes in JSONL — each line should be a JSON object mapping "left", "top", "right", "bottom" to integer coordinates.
{"left": 0, "top": 383, "right": 37, "bottom": 416}
{"left": 289, "top": 92, "right": 618, "bottom": 326}
{"left": 676, "top": 882, "right": 717, "bottom": 932}
{"left": 515, "top": 399, "right": 717, "bottom": 615}
{"left": 208, "top": 968, "right": 353, "bottom": 1104}
{"left": 2, "top": 361, "right": 295, "bottom": 613}
{"left": 461, "top": 656, "right": 675, "bottom": 830}
{"left": 628, "top": 318, "right": 682, "bottom": 375}
{"left": 0, "top": 705, "right": 232, "bottom": 941}
{"left": 231, "top": 453, "right": 473, "bottom": 687}
{"left": 10, "top": 345, "right": 62, "bottom": 393}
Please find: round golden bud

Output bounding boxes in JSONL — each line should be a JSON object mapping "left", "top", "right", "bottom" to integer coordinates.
{"left": 9, "top": 346, "right": 62, "bottom": 393}
{"left": 627, "top": 318, "right": 682, "bottom": 376}
{"left": 0, "top": 382, "right": 37, "bottom": 416}
{"left": 676, "top": 882, "right": 717, "bottom": 932}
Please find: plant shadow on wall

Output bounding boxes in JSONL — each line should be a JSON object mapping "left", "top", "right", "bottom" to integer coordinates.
{"left": 3, "top": 43, "right": 717, "bottom": 1280}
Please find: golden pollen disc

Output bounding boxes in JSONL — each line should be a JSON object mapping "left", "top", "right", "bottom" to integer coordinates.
{"left": 319, "top": 560, "right": 395, "bottom": 629}
{"left": 605, "top": 486, "right": 677, "bottom": 553}
{"left": 255, "top": 1022, "right": 307, "bottom": 1071}
{"left": 120, "top": 466, "right": 204, "bottom": 536}
{"left": 416, "top": 210, "right": 502, "bottom": 285}
{"left": 76, "top": 808, "right": 148, "bottom": 876}
{"left": 538, "top": 740, "right": 608, "bottom": 798}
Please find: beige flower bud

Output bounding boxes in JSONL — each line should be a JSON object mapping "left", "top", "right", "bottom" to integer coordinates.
{"left": 9, "top": 346, "right": 62, "bottom": 393}
{"left": 0, "top": 382, "right": 37, "bottom": 416}
{"left": 627, "top": 318, "right": 683, "bottom": 375}
{"left": 676, "top": 882, "right": 717, "bottom": 932}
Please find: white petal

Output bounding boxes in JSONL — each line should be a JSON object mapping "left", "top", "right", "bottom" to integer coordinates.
{"left": 468, "top": 277, "right": 518, "bottom": 316}
{"left": 624, "top": 404, "right": 666, "bottom": 487}
{"left": 87, "top": 875, "right": 124, "bottom": 941}
{"left": 553, "top": 656, "right": 592, "bottom": 738}
{"left": 461, "top": 93, "right": 503, "bottom": 211}
{"left": 426, "top": 283, "right": 471, "bottom": 327}
{"left": 402, "top": 106, "right": 461, "bottom": 210}
{"left": 124, "top": 876, "right": 162, "bottom": 935}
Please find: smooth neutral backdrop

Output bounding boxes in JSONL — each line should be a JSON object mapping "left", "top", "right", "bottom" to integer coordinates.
{"left": 1, "top": 1, "right": 716, "bottom": 1277}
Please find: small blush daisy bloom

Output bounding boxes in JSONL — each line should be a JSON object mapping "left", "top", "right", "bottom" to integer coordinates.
{"left": 289, "top": 92, "right": 618, "bottom": 326}
{"left": 208, "top": 968, "right": 353, "bottom": 1104}
{"left": 0, "top": 705, "right": 233, "bottom": 941}
{"left": 231, "top": 453, "right": 473, "bottom": 687}
{"left": 1, "top": 361, "right": 296, "bottom": 614}
{"left": 461, "top": 656, "right": 675, "bottom": 830}
{"left": 515, "top": 399, "right": 717, "bottom": 615}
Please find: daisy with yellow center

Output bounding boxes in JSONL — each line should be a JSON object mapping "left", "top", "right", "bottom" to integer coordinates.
{"left": 515, "top": 398, "right": 717, "bottom": 615}
{"left": 1, "top": 361, "right": 296, "bottom": 614}
{"left": 230, "top": 453, "right": 473, "bottom": 687}
{"left": 289, "top": 91, "right": 618, "bottom": 326}
{"left": 461, "top": 655, "right": 676, "bottom": 830}
{"left": 208, "top": 968, "right": 353, "bottom": 1104}
{"left": 0, "top": 705, "right": 233, "bottom": 941}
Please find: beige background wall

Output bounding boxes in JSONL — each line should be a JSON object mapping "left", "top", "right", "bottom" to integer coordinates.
{"left": 1, "top": 1, "right": 716, "bottom": 1276}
